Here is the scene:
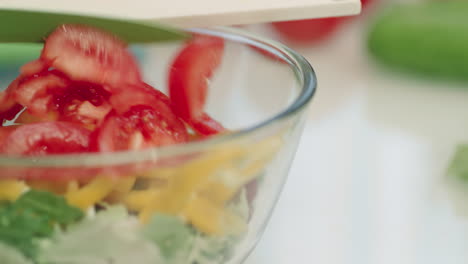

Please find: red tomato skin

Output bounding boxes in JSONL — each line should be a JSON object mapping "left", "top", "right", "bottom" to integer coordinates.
{"left": 110, "top": 83, "right": 172, "bottom": 115}
{"left": 0, "top": 126, "right": 17, "bottom": 143}
{"left": 93, "top": 105, "right": 189, "bottom": 152}
{"left": 361, "top": 0, "right": 374, "bottom": 9}
{"left": 169, "top": 36, "right": 225, "bottom": 121}
{"left": 20, "top": 59, "right": 49, "bottom": 76}
{"left": 0, "top": 79, "right": 24, "bottom": 123}
{"left": 41, "top": 24, "right": 142, "bottom": 90}
{"left": 271, "top": 0, "right": 373, "bottom": 45}
{"left": 0, "top": 121, "right": 91, "bottom": 155}
{"left": 271, "top": 17, "right": 345, "bottom": 45}
{"left": 188, "top": 112, "right": 226, "bottom": 136}
{"left": 13, "top": 71, "right": 70, "bottom": 117}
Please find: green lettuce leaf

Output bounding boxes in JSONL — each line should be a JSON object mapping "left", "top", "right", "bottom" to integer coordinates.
{"left": 142, "top": 213, "right": 194, "bottom": 263}
{"left": 0, "top": 190, "right": 83, "bottom": 259}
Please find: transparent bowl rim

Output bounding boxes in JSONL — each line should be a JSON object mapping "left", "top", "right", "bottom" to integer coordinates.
{"left": 0, "top": 26, "right": 317, "bottom": 167}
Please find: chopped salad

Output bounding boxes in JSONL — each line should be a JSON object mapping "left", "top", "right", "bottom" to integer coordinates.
{"left": 0, "top": 24, "right": 277, "bottom": 263}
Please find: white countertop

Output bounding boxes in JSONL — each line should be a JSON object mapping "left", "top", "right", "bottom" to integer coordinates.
{"left": 244, "top": 10, "right": 468, "bottom": 264}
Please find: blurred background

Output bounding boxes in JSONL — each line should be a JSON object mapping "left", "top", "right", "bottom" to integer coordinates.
{"left": 240, "top": 0, "right": 468, "bottom": 263}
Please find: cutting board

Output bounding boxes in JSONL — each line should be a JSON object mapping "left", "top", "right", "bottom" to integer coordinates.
{"left": 0, "top": 0, "right": 361, "bottom": 27}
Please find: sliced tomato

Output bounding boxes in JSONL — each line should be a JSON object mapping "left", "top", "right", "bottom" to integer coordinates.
{"left": 0, "top": 122, "right": 91, "bottom": 155}
{"left": 94, "top": 105, "right": 189, "bottom": 152}
{"left": 271, "top": 17, "right": 345, "bottom": 45}
{"left": 188, "top": 112, "right": 226, "bottom": 136}
{"left": 361, "top": 0, "right": 374, "bottom": 10}
{"left": 113, "top": 82, "right": 225, "bottom": 137}
{"left": 13, "top": 71, "right": 69, "bottom": 117}
{"left": 41, "top": 24, "right": 142, "bottom": 90}
{"left": 52, "top": 80, "right": 112, "bottom": 125}
{"left": 20, "top": 59, "right": 49, "bottom": 76}
{"left": 0, "top": 79, "right": 24, "bottom": 123}
{"left": 0, "top": 126, "right": 17, "bottom": 144}
{"left": 0, "top": 104, "right": 23, "bottom": 124}
{"left": 110, "top": 83, "right": 172, "bottom": 115}
{"left": 169, "top": 35, "right": 225, "bottom": 121}
{"left": 271, "top": 0, "right": 373, "bottom": 45}
{"left": 12, "top": 70, "right": 112, "bottom": 125}
{"left": 15, "top": 109, "right": 56, "bottom": 124}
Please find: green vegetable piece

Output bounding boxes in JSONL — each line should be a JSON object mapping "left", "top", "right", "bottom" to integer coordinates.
{"left": 14, "top": 190, "right": 83, "bottom": 225}
{"left": 367, "top": 1, "right": 468, "bottom": 82}
{"left": 143, "top": 213, "right": 194, "bottom": 262}
{"left": 447, "top": 144, "right": 468, "bottom": 181}
{"left": 0, "top": 190, "right": 83, "bottom": 259}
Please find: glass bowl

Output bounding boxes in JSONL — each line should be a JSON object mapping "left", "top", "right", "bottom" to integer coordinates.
{"left": 0, "top": 27, "right": 316, "bottom": 264}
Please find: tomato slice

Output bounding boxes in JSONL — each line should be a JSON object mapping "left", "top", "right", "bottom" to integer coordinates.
{"left": 361, "top": 0, "right": 374, "bottom": 10}
{"left": 188, "top": 112, "right": 226, "bottom": 136}
{"left": 41, "top": 24, "right": 142, "bottom": 90}
{"left": 94, "top": 105, "right": 189, "bottom": 152}
{"left": 13, "top": 71, "right": 69, "bottom": 117}
{"left": 0, "top": 122, "right": 91, "bottom": 155}
{"left": 169, "top": 35, "right": 225, "bottom": 121}
{"left": 0, "top": 126, "right": 17, "bottom": 144}
{"left": 0, "top": 79, "right": 24, "bottom": 123}
{"left": 20, "top": 59, "right": 49, "bottom": 76}
{"left": 11, "top": 70, "right": 112, "bottom": 126}
{"left": 271, "top": 17, "right": 345, "bottom": 45}
{"left": 0, "top": 103, "right": 23, "bottom": 124}
{"left": 110, "top": 83, "right": 172, "bottom": 115}
{"left": 52, "top": 80, "right": 112, "bottom": 125}
{"left": 271, "top": 0, "right": 373, "bottom": 45}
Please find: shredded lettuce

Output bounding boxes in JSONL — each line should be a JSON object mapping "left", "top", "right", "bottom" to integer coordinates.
{"left": 36, "top": 206, "right": 162, "bottom": 264}
{"left": 186, "top": 234, "right": 238, "bottom": 264}
{"left": 142, "top": 213, "right": 194, "bottom": 263}
{"left": 143, "top": 214, "right": 238, "bottom": 264}
{"left": 142, "top": 189, "right": 250, "bottom": 264}
{"left": 0, "top": 185, "right": 251, "bottom": 264}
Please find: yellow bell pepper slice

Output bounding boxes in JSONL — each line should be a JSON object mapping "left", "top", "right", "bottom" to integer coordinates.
{"left": 0, "top": 180, "right": 26, "bottom": 201}
{"left": 65, "top": 176, "right": 115, "bottom": 210}
{"left": 125, "top": 189, "right": 163, "bottom": 212}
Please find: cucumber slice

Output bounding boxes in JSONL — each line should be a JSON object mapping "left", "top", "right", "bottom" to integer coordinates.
{"left": 368, "top": 1, "right": 468, "bottom": 81}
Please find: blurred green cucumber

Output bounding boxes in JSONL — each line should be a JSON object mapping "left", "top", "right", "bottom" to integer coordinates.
{"left": 368, "top": 1, "right": 468, "bottom": 81}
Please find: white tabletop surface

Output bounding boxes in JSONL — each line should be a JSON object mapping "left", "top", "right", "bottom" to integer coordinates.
{"left": 244, "top": 7, "right": 468, "bottom": 264}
